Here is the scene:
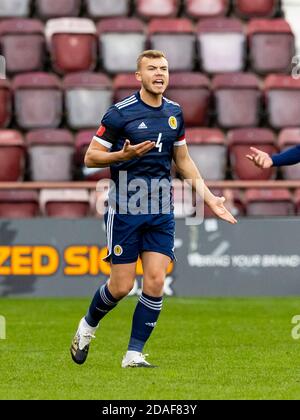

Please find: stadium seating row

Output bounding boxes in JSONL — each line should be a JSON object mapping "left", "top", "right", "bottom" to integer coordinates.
{"left": 0, "top": 0, "right": 281, "bottom": 20}
{"left": 0, "top": 185, "right": 299, "bottom": 219}
{"left": 204, "top": 187, "right": 299, "bottom": 218}
{"left": 1, "top": 128, "right": 300, "bottom": 183}
{"left": 0, "top": 17, "right": 294, "bottom": 75}
{"left": 1, "top": 1, "right": 299, "bottom": 221}
{"left": 2, "top": 72, "right": 300, "bottom": 130}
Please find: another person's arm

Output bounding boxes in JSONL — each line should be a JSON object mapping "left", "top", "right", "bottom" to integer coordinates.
{"left": 246, "top": 145, "right": 300, "bottom": 168}
{"left": 173, "top": 144, "right": 237, "bottom": 224}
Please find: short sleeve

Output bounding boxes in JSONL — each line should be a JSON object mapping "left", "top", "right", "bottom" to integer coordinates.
{"left": 93, "top": 106, "right": 125, "bottom": 149}
{"left": 174, "top": 110, "right": 186, "bottom": 147}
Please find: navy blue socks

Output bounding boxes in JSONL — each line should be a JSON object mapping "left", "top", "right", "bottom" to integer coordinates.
{"left": 85, "top": 283, "right": 120, "bottom": 327}
{"left": 85, "top": 286, "right": 163, "bottom": 353}
{"left": 128, "top": 292, "right": 163, "bottom": 353}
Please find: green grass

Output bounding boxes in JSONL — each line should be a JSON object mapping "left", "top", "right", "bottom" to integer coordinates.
{"left": 0, "top": 297, "right": 300, "bottom": 400}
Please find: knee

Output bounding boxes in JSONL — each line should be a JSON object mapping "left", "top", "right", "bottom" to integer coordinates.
{"left": 144, "top": 271, "right": 165, "bottom": 296}
{"left": 108, "top": 278, "right": 134, "bottom": 300}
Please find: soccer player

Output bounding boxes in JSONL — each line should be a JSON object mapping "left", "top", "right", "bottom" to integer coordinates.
{"left": 246, "top": 146, "right": 300, "bottom": 169}
{"left": 70, "top": 50, "right": 237, "bottom": 368}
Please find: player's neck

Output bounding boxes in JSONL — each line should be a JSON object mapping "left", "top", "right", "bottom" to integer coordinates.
{"left": 139, "top": 89, "right": 163, "bottom": 108}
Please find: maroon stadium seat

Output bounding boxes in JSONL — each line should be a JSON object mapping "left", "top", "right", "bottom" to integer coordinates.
{"left": 0, "top": 19, "right": 45, "bottom": 74}
{"left": 45, "top": 18, "right": 97, "bottom": 74}
{"left": 97, "top": 18, "right": 146, "bottom": 74}
{"left": 197, "top": 18, "right": 246, "bottom": 74}
{"left": 0, "top": 79, "right": 12, "bottom": 128}
{"left": 185, "top": 0, "right": 229, "bottom": 19}
{"left": 12, "top": 73, "right": 63, "bottom": 129}
{"left": 0, "top": 190, "right": 39, "bottom": 219}
{"left": 36, "top": 0, "right": 81, "bottom": 19}
{"left": 40, "top": 189, "right": 91, "bottom": 218}
{"left": 212, "top": 73, "right": 261, "bottom": 128}
{"left": 234, "top": 0, "right": 278, "bottom": 19}
{"left": 148, "top": 19, "right": 195, "bottom": 71}
{"left": 86, "top": 0, "right": 130, "bottom": 18}
{"left": 294, "top": 189, "right": 300, "bottom": 216}
{"left": 0, "top": 130, "right": 25, "bottom": 181}
{"left": 248, "top": 19, "right": 295, "bottom": 75}
{"left": 75, "top": 130, "right": 111, "bottom": 181}
{"left": 278, "top": 129, "right": 300, "bottom": 180}
{"left": 63, "top": 72, "right": 112, "bottom": 130}
{"left": 26, "top": 129, "right": 74, "bottom": 181}
{"left": 229, "top": 189, "right": 246, "bottom": 217}
{"left": 166, "top": 73, "right": 211, "bottom": 127}
{"left": 75, "top": 130, "right": 94, "bottom": 166}
{"left": 113, "top": 74, "right": 141, "bottom": 103}
{"left": 186, "top": 128, "right": 226, "bottom": 180}
{"left": 228, "top": 128, "right": 277, "bottom": 180}
{"left": 245, "top": 189, "right": 295, "bottom": 216}
{"left": 136, "top": 0, "right": 180, "bottom": 19}
{"left": 265, "top": 75, "right": 300, "bottom": 129}
{"left": 0, "top": 0, "right": 31, "bottom": 18}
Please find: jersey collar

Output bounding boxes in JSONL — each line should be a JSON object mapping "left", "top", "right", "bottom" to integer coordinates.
{"left": 136, "top": 91, "right": 165, "bottom": 111}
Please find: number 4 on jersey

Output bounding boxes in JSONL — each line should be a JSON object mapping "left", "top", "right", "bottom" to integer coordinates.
{"left": 156, "top": 133, "right": 163, "bottom": 153}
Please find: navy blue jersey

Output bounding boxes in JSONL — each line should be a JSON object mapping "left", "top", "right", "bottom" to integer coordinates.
{"left": 93, "top": 91, "right": 186, "bottom": 214}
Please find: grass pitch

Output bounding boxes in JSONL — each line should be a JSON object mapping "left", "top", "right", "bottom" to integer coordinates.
{"left": 0, "top": 297, "right": 300, "bottom": 400}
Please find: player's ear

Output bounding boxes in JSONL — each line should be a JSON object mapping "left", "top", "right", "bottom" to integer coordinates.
{"left": 135, "top": 71, "right": 142, "bottom": 82}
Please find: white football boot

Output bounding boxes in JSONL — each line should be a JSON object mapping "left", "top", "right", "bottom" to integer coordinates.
{"left": 121, "top": 351, "right": 156, "bottom": 368}
{"left": 70, "top": 318, "right": 97, "bottom": 365}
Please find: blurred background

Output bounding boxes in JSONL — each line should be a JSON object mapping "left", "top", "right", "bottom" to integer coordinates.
{"left": 1, "top": 0, "right": 300, "bottom": 297}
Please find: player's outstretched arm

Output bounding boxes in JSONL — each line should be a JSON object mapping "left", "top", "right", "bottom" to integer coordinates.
{"left": 173, "top": 144, "right": 237, "bottom": 224}
{"left": 85, "top": 139, "right": 155, "bottom": 168}
{"left": 246, "top": 147, "right": 273, "bottom": 169}
{"left": 246, "top": 145, "right": 300, "bottom": 168}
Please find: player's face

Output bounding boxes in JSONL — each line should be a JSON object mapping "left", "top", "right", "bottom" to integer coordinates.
{"left": 136, "top": 57, "right": 169, "bottom": 96}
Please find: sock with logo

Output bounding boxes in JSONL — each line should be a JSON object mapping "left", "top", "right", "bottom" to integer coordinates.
{"left": 85, "top": 283, "right": 120, "bottom": 328}
{"left": 128, "top": 292, "right": 163, "bottom": 352}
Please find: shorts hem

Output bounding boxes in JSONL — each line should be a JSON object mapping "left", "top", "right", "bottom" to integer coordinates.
{"left": 111, "top": 258, "right": 139, "bottom": 264}
{"left": 102, "top": 254, "right": 139, "bottom": 265}
{"left": 140, "top": 249, "right": 177, "bottom": 262}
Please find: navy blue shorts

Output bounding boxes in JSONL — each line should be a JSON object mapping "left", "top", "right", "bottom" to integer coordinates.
{"left": 103, "top": 209, "right": 176, "bottom": 264}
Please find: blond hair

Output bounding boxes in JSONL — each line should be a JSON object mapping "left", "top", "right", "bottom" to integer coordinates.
{"left": 137, "top": 50, "right": 167, "bottom": 70}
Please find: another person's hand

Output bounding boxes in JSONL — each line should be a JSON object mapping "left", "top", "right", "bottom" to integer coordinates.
{"left": 246, "top": 147, "right": 273, "bottom": 169}
{"left": 206, "top": 196, "right": 238, "bottom": 224}
{"left": 119, "top": 139, "right": 156, "bottom": 161}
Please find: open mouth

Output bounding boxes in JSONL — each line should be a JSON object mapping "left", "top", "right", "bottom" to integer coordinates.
{"left": 153, "top": 80, "right": 164, "bottom": 87}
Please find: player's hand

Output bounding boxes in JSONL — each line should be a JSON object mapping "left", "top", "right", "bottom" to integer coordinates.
{"left": 206, "top": 196, "right": 238, "bottom": 224}
{"left": 120, "top": 140, "right": 156, "bottom": 161}
{"left": 246, "top": 147, "right": 273, "bottom": 169}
